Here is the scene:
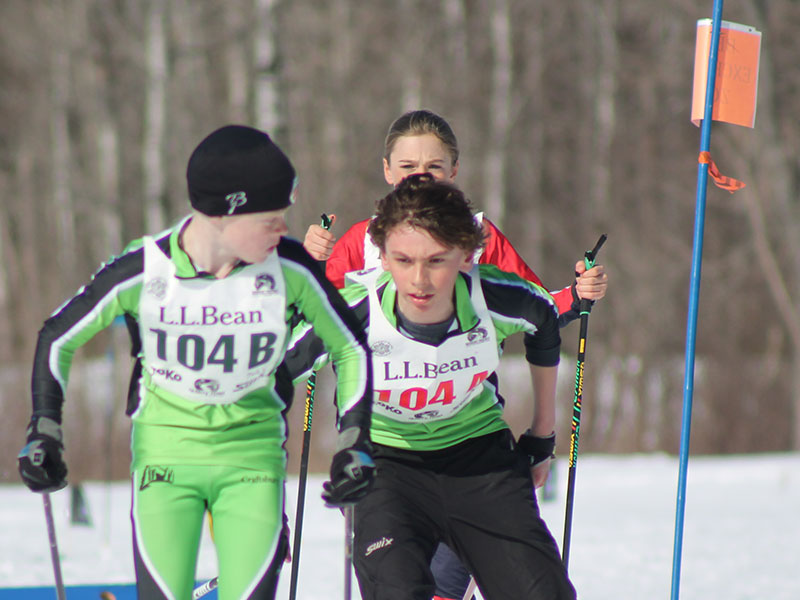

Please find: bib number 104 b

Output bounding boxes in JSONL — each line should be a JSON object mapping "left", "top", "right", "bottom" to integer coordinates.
{"left": 149, "top": 328, "right": 277, "bottom": 372}
{"left": 377, "top": 371, "right": 488, "bottom": 411}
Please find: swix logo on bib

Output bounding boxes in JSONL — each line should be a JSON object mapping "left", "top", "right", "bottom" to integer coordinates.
{"left": 363, "top": 268, "right": 499, "bottom": 423}
{"left": 138, "top": 236, "right": 287, "bottom": 404}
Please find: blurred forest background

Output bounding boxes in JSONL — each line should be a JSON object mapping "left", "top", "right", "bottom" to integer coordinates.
{"left": 1, "top": 0, "right": 799, "bottom": 482}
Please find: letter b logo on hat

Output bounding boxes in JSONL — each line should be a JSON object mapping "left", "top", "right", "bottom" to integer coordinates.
{"left": 187, "top": 125, "right": 296, "bottom": 216}
{"left": 225, "top": 191, "right": 248, "bottom": 214}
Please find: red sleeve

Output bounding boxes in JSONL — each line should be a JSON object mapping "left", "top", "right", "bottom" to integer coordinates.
{"left": 325, "top": 219, "right": 370, "bottom": 289}
{"left": 479, "top": 218, "right": 574, "bottom": 315}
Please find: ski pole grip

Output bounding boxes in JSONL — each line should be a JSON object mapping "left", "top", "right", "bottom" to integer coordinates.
{"left": 584, "top": 234, "right": 607, "bottom": 270}
{"left": 578, "top": 234, "right": 607, "bottom": 314}
{"left": 320, "top": 213, "right": 332, "bottom": 231}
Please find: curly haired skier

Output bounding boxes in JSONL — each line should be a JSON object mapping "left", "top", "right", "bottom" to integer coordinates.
{"left": 303, "top": 108, "right": 605, "bottom": 599}
{"left": 287, "top": 174, "right": 577, "bottom": 599}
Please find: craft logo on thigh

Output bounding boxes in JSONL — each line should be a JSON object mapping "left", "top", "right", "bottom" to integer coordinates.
{"left": 140, "top": 466, "right": 175, "bottom": 491}
{"left": 364, "top": 536, "right": 394, "bottom": 557}
{"left": 240, "top": 474, "right": 278, "bottom": 484}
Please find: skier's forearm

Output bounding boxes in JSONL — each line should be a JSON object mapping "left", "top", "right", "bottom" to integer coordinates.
{"left": 529, "top": 364, "right": 558, "bottom": 436}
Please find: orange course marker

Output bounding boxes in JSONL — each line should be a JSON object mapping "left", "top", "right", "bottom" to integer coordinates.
{"left": 698, "top": 151, "right": 745, "bottom": 193}
{"left": 691, "top": 19, "right": 761, "bottom": 129}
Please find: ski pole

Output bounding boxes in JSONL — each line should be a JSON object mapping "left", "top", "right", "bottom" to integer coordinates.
{"left": 42, "top": 492, "right": 67, "bottom": 600}
{"left": 289, "top": 213, "right": 332, "bottom": 600}
{"left": 192, "top": 576, "right": 218, "bottom": 599}
{"left": 344, "top": 505, "right": 354, "bottom": 600}
{"left": 561, "top": 234, "right": 607, "bottom": 571}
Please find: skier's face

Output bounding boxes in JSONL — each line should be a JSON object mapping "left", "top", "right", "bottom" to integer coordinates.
{"left": 220, "top": 208, "right": 289, "bottom": 264}
{"left": 381, "top": 223, "right": 473, "bottom": 324}
{"left": 383, "top": 134, "right": 459, "bottom": 187}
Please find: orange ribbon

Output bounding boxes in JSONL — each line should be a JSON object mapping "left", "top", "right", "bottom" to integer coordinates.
{"left": 698, "top": 151, "right": 746, "bottom": 193}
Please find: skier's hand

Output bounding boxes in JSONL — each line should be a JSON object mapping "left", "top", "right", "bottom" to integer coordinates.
{"left": 18, "top": 416, "right": 68, "bottom": 493}
{"left": 517, "top": 430, "right": 555, "bottom": 489}
{"left": 574, "top": 261, "right": 608, "bottom": 301}
{"left": 303, "top": 215, "right": 337, "bottom": 261}
{"left": 322, "top": 426, "right": 375, "bottom": 508}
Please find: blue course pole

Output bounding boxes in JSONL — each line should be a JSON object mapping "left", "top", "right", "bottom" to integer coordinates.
{"left": 670, "top": 2, "right": 724, "bottom": 599}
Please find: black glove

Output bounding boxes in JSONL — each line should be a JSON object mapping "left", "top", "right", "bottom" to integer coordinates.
{"left": 517, "top": 430, "right": 556, "bottom": 467}
{"left": 322, "top": 426, "right": 375, "bottom": 508}
{"left": 18, "top": 416, "right": 68, "bottom": 493}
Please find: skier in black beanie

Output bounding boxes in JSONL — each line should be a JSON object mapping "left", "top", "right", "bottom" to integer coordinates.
{"left": 186, "top": 124, "right": 297, "bottom": 216}
{"left": 19, "top": 124, "right": 374, "bottom": 599}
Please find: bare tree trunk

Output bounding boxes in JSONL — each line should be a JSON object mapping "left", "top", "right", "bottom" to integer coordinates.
{"left": 483, "top": 0, "right": 513, "bottom": 228}
{"left": 50, "top": 2, "right": 77, "bottom": 275}
{"left": 253, "top": 0, "right": 285, "bottom": 136}
{"left": 726, "top": 3, "right": 800, "bottom": 449}
{"left": 0, "top": 182, "right": 11, "bottom": 350}
{"left": 589, "top": 0, "right": 618, "bottom": 217}
{"left": 440, "top": 0, "right": 470, "bottom": 146}
{"left": 225, "top": 3, "right": 249, "bottom": 123}
{"left": 97, "top": 122, "right": 123, "bottom": 254}
{"left": 142, "top": 0, "right": 167, "bottom": 232}
{"left": 319, "top": 0, "right": 352, "bottom": 212}
{"left": 398, "top": 0, "right": 422, "bottom": 110}
{"left": 509, "top": 1, "right": 547, "bottom": 269}
{"left": 442, "top": 0, "right": 468, "bottom": 86}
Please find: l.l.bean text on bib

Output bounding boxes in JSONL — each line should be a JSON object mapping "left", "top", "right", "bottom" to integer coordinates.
{"left": 138, "top": 236, "right": 288, "bottom": 404}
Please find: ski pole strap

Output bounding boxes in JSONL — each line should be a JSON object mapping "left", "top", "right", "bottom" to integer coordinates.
{"left": 517, "top": 430, "right": 556, "bottom": 466}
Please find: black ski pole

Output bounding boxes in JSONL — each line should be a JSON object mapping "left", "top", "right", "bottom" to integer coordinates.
{"left": 562, "top": 234, "right": 606, "bottom": 571}
{"left": 289, "top": 214, "right": 332, "bottom": 600}
{"left": 344, "top": 505, "right": 353, "bottom": 600}
{"left": 42, "top": 492, "right": 67, "bottom": 600}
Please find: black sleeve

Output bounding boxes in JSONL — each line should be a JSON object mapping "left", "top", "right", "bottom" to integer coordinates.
{"left": 479, "top": 275, "right": 561, "bottom": 367}
{"left": 277, "top": 237, "right": 372, "bottom": 433}
{"left": 31, "top": 248, "right": 145, "bottom": 422}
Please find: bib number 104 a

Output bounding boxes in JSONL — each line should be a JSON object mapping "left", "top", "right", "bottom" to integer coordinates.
{"left": 149, "top": 328, "right": 277, "bottom": 372}
{"left": 376, "top": 371, "right": 488, "bottom": 411}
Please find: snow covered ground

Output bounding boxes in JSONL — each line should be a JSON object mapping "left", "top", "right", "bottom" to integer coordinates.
{"left": 1, "top": 452, "right": 798, "bottom": 599}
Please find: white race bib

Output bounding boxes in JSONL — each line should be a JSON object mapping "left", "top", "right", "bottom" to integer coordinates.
{"left": 138, "top": 236, "right": 288, "bottom": 404}
{"left": 354, "top": 266, "right": 499, "bottom": 423}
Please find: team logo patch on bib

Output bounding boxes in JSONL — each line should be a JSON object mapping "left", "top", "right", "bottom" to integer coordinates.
{"left": 413, "top": 410, "right": 441, "bottom": 420}
{"left": 145, "top": 277, "right": 167, "bottom": 300}
{"left": 254, "top": 273, "right": 276, "bottom": 294}
{"left": 371, "top": 341, "right": 393, "bottom": 356}
{"left": 192, "top": 378, "right": 221, "bottom": 396}
{"left": 467, "top": 327, "right": 490, "bottom": 345}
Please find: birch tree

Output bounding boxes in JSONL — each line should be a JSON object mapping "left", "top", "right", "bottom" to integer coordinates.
{"left": 50, "top": 1, "right": 77, "bottom": 276}
{"left": 142, "top": 0, "right": 168, "bottom": 232}
{"left": 483, "top": 0, "right": 513, "bottom": 229}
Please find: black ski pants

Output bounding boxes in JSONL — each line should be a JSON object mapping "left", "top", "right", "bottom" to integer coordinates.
{"left": 352, "top": 430, "right": 576, "bottom": 600}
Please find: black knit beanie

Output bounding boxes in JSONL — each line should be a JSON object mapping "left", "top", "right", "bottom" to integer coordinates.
{"left": 186, "top": 125, "right": 296, "bottom": 216}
